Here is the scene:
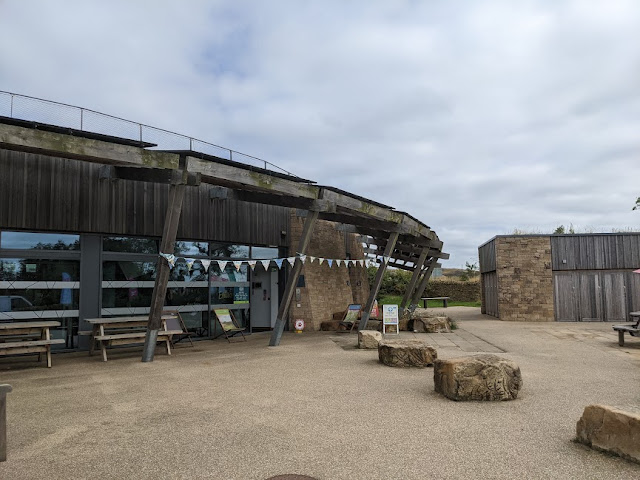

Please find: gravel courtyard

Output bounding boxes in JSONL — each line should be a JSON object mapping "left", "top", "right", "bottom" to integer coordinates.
{"left": 1, "top": 307, "right": 639, "bottom": 479}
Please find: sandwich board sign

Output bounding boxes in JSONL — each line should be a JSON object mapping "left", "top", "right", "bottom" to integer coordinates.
{"left": 382, "top": 304, "right": 399, "bottom": 335}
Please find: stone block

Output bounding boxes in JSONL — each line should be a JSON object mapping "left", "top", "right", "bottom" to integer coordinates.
{"left": 378, "top": 340, "right": 437, "bottom": 368}
{"left": 434, "top": 354, "right": 522, "bottom": 401}
{"left": 412, "top": 315, "right": 451, "bottom": 333}
{"left": 358, "top": 330, "right": 382, "bottom": 349}
{"left": 576, "top": 404, "right": 640, "bottom": 463}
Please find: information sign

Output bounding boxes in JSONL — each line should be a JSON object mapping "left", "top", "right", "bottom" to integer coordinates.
{"left": 382, "top": 304, "right": 399, "bottom": 335}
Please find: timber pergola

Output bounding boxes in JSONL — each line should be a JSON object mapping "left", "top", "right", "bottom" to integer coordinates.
{"left": 0, "top": 120, "right": 448, "bottom": 361}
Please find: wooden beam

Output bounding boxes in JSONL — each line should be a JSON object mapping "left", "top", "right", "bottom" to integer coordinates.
{"left": 269, "top": 206, "right": 321, "bottom": 346}
{"left": 359, "top": 232, "right": 399, "bottom": 331}
{"left": 409, "top": 262, "right": 438, "bottom": 310}
{"left": 0, "top": 123, "right": 180, "bottom": 169}
{"left": 400, "top": 248, "right": 430, "bottom": 315}
{"left": 210, "top": 186, "right": 335, "bottom": 212}
{"left": 142, "top": 166, "right": 188, "bottom": 362}
{"left": 99, "top": 165, "right": 201, "bottom": 185}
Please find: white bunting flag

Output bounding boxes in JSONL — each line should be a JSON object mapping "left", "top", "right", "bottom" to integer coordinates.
{"left": 336, "top": 259, "right": 342, "bottom": 267}
{"left": 318, "top": 258, "right": 325, "bottom": 265}
{"left": 309, "top": 256, "right": 316, "bottom": 263}
{"left": 384, "top": 256, "right": 390, "bottom": 264}
{"left": 185, "top": 258, "right": 195, "bottom": 271}
{"left": 217, "top": 260, "right": 228, "bottom": 272}
{"left": 260, "top": 259, "right": 271, "bottom": 270}
{"left": 299, "top": 255, "right": 307, "bottom": 264}
{"left": 248, "top": 260, "right": 257, "bottom": 271}
{"left": 160, "top": 253, "right": 176, "bottom": 268}
{"left": 287, "top": 257, "right": 296, "bottom": 267}
{"left": 233, "top": 261, "right": 243, "bottom": 271}
{"left": 200, "top": 259, "right": 211, "bottom": 272}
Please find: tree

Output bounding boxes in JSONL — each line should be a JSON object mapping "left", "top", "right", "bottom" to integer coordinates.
{"left": 460, "top": 261, "right": 478, "bottom": 281}
{"left": 634, "top": 197, "right": 640, "bottom": 210}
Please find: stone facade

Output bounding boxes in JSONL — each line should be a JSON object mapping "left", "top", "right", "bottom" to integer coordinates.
{"left": 495, "top": 236, "right": 554, "bottom": 321}
{"left": 287, "top": 212, "right": 369, "bottom": 330}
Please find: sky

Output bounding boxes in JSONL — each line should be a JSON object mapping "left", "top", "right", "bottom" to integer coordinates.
{"left": 1, "top": 0, "right": 639, "bottom": 267}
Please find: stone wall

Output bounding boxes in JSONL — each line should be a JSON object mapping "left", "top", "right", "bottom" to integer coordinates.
{"left": 288, "top": 212, "right": 369, "bottom": 330}
{"left": 495, "top": 236, "right": 554, "bottom": 321}
{"left": 424, "top": 279, "right": 480, "bottom": 302}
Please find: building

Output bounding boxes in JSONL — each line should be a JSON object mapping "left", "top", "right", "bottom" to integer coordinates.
{"left": 0, "top": 92, "right": 446, "bottom": 351}
{"left": 479, "top": 234, "right": 640, "bottom": 322}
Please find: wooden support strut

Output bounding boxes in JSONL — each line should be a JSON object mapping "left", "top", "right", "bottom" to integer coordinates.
{"left": 399, "top": 248, "right": 430, "bottom": 316}
{"left": 358, "top": 231, "right": 400, "bottom": 331}
{"left": 142, "top": 162, "right": 188, "bottom": 362}
{"left": 0, "top": 384, "right": 12, "bottom": 462}
{"left": 269, "top": 207, "right": 321, "bottom": 347}
{"left": 409, "top": 262, "right": 437, "bottom": 310}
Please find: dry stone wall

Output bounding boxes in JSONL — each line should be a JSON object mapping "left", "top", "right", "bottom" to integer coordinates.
{"left": 287, "top": 212, "right": 369, "bottom": 330}
{"left": 495, "top": 236, "right": 554, "bottom": 321}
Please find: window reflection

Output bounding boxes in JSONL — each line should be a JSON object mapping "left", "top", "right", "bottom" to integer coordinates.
{"left": 251, "top": 246, "right": 279, "bottom": 259}
{"left": 1, "top": 231, "right": 80, "bottom": 250}
{"left": 210, "top": 243, "right": 250, "bottom": 258}
{"left": 103, "top": 236, "right": 158, "bottom": 254}
{"left": 174, "top": 241, "right": 209, "bottom": 257}
{"left": 209, "top": 264, "right": 248, "bottom": 283}
{"left": 103, "top": 261, "right": 156, "bottom": 281}
{"left": 0, "top": 258, "right": 80, "bottom": 281}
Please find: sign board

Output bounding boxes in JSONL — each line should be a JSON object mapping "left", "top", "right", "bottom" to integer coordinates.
{"left": 382, "top": 304, "right": 399, "bottom": 335}
{"left": 294, "top": 319, "right": 305, "bottom": 331}
{"left": 343, "top": 304, "right": 361, "bottom": 325}
{"left": 371, "top": 299, "right": 379, "bottom": 318}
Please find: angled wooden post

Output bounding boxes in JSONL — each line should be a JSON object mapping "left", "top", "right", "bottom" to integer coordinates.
{"left": 142, "top": 164, "right": 187, "bottom": 362}
{"left": 358, "top": 231, "right": 399, "bottom": 331}
{"left": 399, "top": 247, "right": 429, "bottom": 316}
{"left": 0, "top": 384, "right": 12, "bottom": 462}
{"left": 269, "top": 209, "right": 320, "bottom": 346}
{"left": 409, "top": 262, "right": 437, "bottom": 310}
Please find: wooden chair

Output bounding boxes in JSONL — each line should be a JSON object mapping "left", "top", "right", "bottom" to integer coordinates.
{"left": 337, "top": 304, "right": 362, "bottom": 333}
{"left": 213, "top": 308, "right": 247, "bottom": 343}
{"left": 163, "top": 310, "right": 194, "bottom": 347}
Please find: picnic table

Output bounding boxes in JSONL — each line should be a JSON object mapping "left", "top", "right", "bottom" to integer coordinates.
{"left": 422, "top": 297, "right": 450, "bottom": 308}
{"left": 613, "top": 312, "right": 640, "bottom": 346}
{"left": 0, "top": 321, "right": 64, "bottom": 367}
{"left": 84, "top": 315, "right": 182, "bottom": 362}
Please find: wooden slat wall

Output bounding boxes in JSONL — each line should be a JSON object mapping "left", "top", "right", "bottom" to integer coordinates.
{"left": 0, "top": 149, "right": 290, "bottom": 246}
{"left": 478, "top": 238, "right": 496, "bottom": 273}
{"left": 482, "top": 271, "right": 498, "bottom": 317}
{"left": 551, "top": 234, "right": 640, "bottom": 271}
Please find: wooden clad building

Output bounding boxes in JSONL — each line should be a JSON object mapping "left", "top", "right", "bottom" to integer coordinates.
{"left": 479, "top": 234, "right": 640, "bottom": 322}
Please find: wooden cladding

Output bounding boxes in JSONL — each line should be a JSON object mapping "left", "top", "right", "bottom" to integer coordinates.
{"left": 551, "top": 234, "right": 640, "bottom": 271}
{"left": 478, "top": 239, "right": 496, "bottom": 273}
{"left": 0, "top": 149, "right": 290, "bottom": 246}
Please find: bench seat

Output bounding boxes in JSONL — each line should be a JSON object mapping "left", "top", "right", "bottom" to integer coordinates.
{"left": 94, "top": 330, "right": 182, "bottom": 341}
{"left": 612, "top": 324, "right": 640, "bottom": 346}
{"left": 0, "top": 339, "right": 65, "bottom": 349}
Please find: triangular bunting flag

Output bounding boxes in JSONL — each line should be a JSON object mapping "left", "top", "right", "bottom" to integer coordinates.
{"left": 233, "top": 261, "right": 243, "bottom": 271}
{"left": 358, "top": 260, "right": 364, "bottom": 267}
{"left": 299, "top": 255, "right": 307, "bottom": 264}
{"left": 217, "top": 260, "right": 228, "bottom": 272}
{"left": 336, "top": 259, "right": 342, "bottom": 267}
{"left": 160, "top": 253, "right": 176, "bottom": 268}
{"left": 287, "top": 257, "right": 296, "bottom": 267}
{"left": 200, "top": 259, "right": 211, "bottom": 272}
{"left": 260, "top": 259, "right": 271, "bottom": 270}
{"left": 384, "top": 256, "right": 390, "bottom": 264}
{"left": 318, "top": 258, "right": 325, "bottom": 265}
{"left": 248, "top": 260, "right": 257, "bottom": 271}
{"left": 185, "top": 258, "right": 195, "bottom": 271}
{"left": 309, "top": 256, "right": 316, "bottom": 263}
{"left": 327, "top": 259, "right": 333, "bottom": 268}
{"left": 275, "top": 258, "right": 284, "bottom": 269}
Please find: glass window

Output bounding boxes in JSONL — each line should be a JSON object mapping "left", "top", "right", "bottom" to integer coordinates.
{"left": 209, "top": 264, "right": 249, "bottom": 283}
{"left": 102, "top": 288, "right": 153, "bottom": 309}
{"left": 103, "top": 261, "right": 156, "bottom": 281}
{"left": 251, "top": 246, "right": 279, "bottom": 259}
{"left": 103, "top": 236, "right": 158, "bottom": 254}
{"left": 210, "top": 243, "right": 250, "bottom": 259}
{"left": 169, "top": 262, "right": 208, "bottom": 282}
{"left": 174, "top": 241, "right": 209, "bottom": 257}
{"left": 1, "top": 231, "right": 80, "bottom": 250}
{"left": 0, "top": 258, "right": 80, "bottom": 281}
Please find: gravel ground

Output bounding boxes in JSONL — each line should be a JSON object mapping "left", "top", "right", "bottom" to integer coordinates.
{"left": 0, "top": 307, "right": 639, "bottom": 479}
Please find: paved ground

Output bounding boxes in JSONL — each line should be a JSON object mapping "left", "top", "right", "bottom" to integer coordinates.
{"left": 1, "top": 307, "right": 639, "bottom": 479}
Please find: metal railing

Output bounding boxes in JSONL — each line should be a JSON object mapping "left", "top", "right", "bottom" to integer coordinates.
{"left": 0, "top": 91, "right": 301, "bottom": 178}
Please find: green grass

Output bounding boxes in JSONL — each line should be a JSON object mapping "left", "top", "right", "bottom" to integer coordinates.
{"left": 377, "top": 294, "right": 480, "bottom": 308}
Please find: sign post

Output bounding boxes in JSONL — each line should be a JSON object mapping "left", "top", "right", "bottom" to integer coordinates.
{"left": 382, "top": 304, "right": 399, "bottom": 335}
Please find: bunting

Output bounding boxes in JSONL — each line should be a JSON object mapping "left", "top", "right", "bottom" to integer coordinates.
{"left": 233, "top": 261, "right": 243, "bottom": 271}
{"left": 260, "top": 259, "right": 271, "bottom": 270}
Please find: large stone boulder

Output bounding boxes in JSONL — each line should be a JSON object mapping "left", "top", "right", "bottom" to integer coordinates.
{"left": 434, "top": 354, "right": 522, "bottom": 401}
{"left": 358, "top": 330, "right": 382, "bottom": 349}
{"left": 576, "top": 405, "right": 640, "bottom": 463}
{"left": 378, "top": 340, "right": 437, "bottom": 368}
{"left": 412, "top": 316, "right": 451, "bottom": 333}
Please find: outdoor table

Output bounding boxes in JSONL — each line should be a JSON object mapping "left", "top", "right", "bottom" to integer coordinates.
{"left": 0, "top": 321, "right": 64, "bottom": 367}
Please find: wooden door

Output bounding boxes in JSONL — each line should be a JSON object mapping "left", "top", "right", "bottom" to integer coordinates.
{"left": 578, "top": 272, "right": 603, "bottom": 321}
{"left": 482, "top": 272, "right": 498, "bottom": 317}
{"left": 554, "top": 272, "right": 579, "bottom": 322}
{"left": 602, "top": 272, "right": 627, "bottom": 322}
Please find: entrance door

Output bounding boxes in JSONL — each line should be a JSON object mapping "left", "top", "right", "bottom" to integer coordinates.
{"left": 251, "top": 268, "right": 278, "bottom": 330}
{"left": 602, "top": 272, "right": 627, "bottom": 322}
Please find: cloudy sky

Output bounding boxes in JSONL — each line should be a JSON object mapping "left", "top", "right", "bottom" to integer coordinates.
{"left": 1, "top": 0, "right": 639, "bottom": 266}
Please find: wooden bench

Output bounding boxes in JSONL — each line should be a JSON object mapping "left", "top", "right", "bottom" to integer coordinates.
{"left": 422, "top": 297, "right": 450, "bottom": 308}
{"left": 613, "top": 312, "right": 640, "bottom": 346}
{"left": 85, "top": 316, "right": 181, "bottom": 362}
{"left": 0, "top": 321, "right": 64, "bottom": 368}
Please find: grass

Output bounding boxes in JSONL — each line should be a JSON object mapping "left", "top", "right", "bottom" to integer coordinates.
{"left": 377, "top": 294, "right": 481, "bottom": 308}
